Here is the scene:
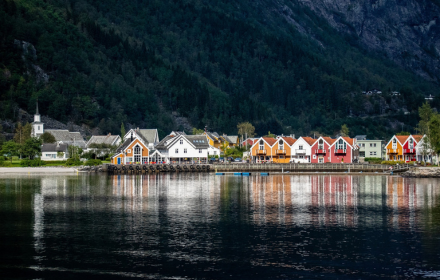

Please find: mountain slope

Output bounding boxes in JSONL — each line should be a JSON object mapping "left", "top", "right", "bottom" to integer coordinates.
{"left": 0, "top": 0, "right": 438, "bottom": 139}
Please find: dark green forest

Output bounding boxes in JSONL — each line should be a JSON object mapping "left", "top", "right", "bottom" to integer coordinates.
{"left": 1, "top": 0, "right": 439, "bottom": 139}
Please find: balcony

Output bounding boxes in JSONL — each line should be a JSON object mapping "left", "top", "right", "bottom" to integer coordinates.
{"left": 276, "top": 149, "right": 286, "bottom": 155}
{"left": 315, "top": 149, "right": 326, "bottom": 154}
{"left": 334, "top": 149, "right": 346, "bottom": 154}
{"left": 257, "top": 149, "right": 267, "bottom": 155}
{"left": 295, "top": 149, "right": 306, "bottom": 154}
{"left": 404, "top": 149, "right": 415, "bottom": 153}
{"left": 387, "top": 149, "right": 398, "bottom": 154}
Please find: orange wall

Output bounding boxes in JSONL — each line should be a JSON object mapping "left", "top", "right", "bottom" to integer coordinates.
{"left": 251, "top": 140, "right": 273, "bottom": 157}
{"left": 386, "top": 138, "right": 403, "bottom": 160}
{"left": 271, "top": 142, "right": 291, "bottom": 163}
{"left": 112, "top": 139, "right": 149, "bottom": 164}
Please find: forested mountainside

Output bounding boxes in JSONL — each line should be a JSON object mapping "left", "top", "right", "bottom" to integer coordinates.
{"left": 1, "top": 0, "right": 439, "bottom": 139}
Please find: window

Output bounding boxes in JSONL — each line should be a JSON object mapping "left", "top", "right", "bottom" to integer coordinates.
{"left": 279, "top": 140, "right": 284, "bottom": 150}
{"left": 134, "top": 145, "right": 141, "bottom": 154}
{"left": 280, "top": 156, "right": 285, "bottom": 159}
{"left": 38, "top": 126, "right": 40, "bottom": 131}
{"left": 180, "top": 139, "right": 183, "bottom": 145}
{"left": 142, "top": 157, "right": 148, "bottom": 163}
{"left": 259, "top": 140, "right": 264, "bottom": 150}
{"left": 318, "top": 139, "right": 323, "bottom": 150}
{"left": 369, "top": 151, "right": 377, "bottom": 156}
{"left": 374, "top": 143, "right": 376, "bottom": 147}
{"left": 127, "top": 149, "right": 131, "bottom": 153}
{"left": 299, "top": 145, "right": 303, "bottom": 150}
{"left": 134, "top": 155, "right": 141, "bottom": 162}
{"left": 127, "top": 157, "right": 133, "bottom": 162}
{"left": 199, "top": 149, "right": 202, "bottom": 153}
{"left": 392, "top": 138, "right": 397, "bottom": 149}
{"left": 409, "top": 139, "right": 414, "bottom": 149}
{"left": 370, "top": 143, "right": 373, "bottom": 147}
{"left": 184, "top": 148, "right": 187, "bottom": 153}
{"left": 175, "top": 148, "right": 179, "bottom": 153}
{"left": 299, "top": 155, "right": 304, "bottom": 159}
{"left": 313, "top": 155, "right": 316, "bottom": 159}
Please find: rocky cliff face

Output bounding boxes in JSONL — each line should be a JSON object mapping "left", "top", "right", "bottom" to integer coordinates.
{"left": 292, "top": 0, "right": 440, "bottom": 82}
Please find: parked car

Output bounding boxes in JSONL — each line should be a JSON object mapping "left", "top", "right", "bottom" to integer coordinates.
{"left": 227, "top": 157, "right": 234, "bottom": 162}
{"left": 234, "top": 158, "right": 242, "bottom": 162}
{"left": 219, "top": 157, "right": 224, "bottom": 162}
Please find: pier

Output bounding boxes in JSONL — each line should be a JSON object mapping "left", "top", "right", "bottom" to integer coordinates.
{"left": 96, "top": 163, "right": 411, "bottom": 174}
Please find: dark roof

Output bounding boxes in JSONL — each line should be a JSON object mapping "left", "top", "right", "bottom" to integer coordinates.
{"left": 155, "top": 135, "right": 176, "bottom": 150}
{"left": 87, "top": 135, "right": 120, "bottom": 146}
{"left": 115, "top": 139, "right": 132, "bottom": 154}
{"left": 41, "top": 143, "right": 68, "bottom": 152}
{"left": 355, "top": 135, "right": 367, "bottom": 140}
{"left": 185, "top": 135, "right": 210, "bottom": 148}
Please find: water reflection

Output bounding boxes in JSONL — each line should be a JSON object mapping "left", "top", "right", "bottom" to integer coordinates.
{"left": 0, "top": 174, "right": 439, "bottom": 279}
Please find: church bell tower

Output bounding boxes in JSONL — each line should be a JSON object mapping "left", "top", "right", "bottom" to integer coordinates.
{"left": 31, "top": 102, "right": 44, "bottom": 138}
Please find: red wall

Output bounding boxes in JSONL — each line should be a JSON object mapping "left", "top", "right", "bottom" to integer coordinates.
{"left": 310, "top": 140, "right": 330, "bottom": 163}
{"left": 329, "top": 143, "right": 353, "bottom": 163}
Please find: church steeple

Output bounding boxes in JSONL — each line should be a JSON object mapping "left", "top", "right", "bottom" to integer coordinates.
{"left": 32, "top": 101, "right": 44, "bottom": 138}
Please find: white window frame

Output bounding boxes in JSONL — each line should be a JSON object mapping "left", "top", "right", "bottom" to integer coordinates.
{"left": 184, "top": 148, "right": 187, "bottom": 154}
{"left": 175, "top": 148, "right": 179, "bottom": 154}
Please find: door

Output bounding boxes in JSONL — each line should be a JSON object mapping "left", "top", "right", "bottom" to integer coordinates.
{"left": 117, "top": 157, "right": 121, "bottom": 164}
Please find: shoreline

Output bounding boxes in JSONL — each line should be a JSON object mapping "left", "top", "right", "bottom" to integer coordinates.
{"left": 0, "top": 167, "right": 79, "bottom": 175}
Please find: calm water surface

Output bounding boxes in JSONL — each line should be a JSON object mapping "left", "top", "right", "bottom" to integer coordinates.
{"left": 0, "top": 174, "right": 439, "bottom": 279}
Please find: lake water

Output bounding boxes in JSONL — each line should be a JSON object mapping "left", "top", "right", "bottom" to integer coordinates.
{"left": 0, "top": 174, "right": 439, "bottom": 279}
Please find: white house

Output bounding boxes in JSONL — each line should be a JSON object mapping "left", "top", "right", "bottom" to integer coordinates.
{"left": 155, "top": 134, "right": 210, "bottom": 164}
{"left": 40, "top": 143, "right": 69, "bottom": 161}
{"left": 290, "top": 136, "right": 315, "bottom": 163}
{"left": 416, "top": 136, "right": 436, "bottom": 164}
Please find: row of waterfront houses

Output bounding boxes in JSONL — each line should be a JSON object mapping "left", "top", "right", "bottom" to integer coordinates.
{"left": 32, "top": 103, "right": 436, "bottom": 164}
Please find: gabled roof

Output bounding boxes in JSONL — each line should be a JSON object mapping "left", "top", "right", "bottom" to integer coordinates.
{"left": 322, "top": 137, "right": 335, "bottom": 146}
{"left": 45, "top": 129, "right": 86, "bottom": 148}
{"left": 342, "top": 137, "right": 355, "bottom": 147}
{"left": 411, "top": 135, "right": 423, "bottom": 143}
{"left": 262, "top": 137, "right": 277, "bottom": 146}
{"left": 155, "top": 135, "right": 176, "bottom": 150}
{"left": 331, "top": 136, "right": 355, "bottom": 148}
{"left": 185, "top": 135, "right": 210, "bottom": 149}
{"left": 301, "top": 137, "right": 317, "bottom": 146}
{"left": 227, "top": 135, "right": 239, "bottom": 144}
{"left": 205, "top": 132, "right": 219, "bottom": 142}
{"left": 87, "top": 135, "right": 120, "bottom": 147}
{"left": 41, "top": 143, "right": 68, "bottom": 152}
{"left": 395, "top": 135, "right": 410, "bottom": 145}
{"left": 138, "top": 129, "right": 159, "bottom": 144}
{"left": 115, "top": 138, "right": 148, "bottom": 155}
{"left": 279, "top": 136, "right": 296, "bottom": 146}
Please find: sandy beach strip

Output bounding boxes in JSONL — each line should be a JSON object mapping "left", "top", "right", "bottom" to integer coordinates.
{"left": 0, "top": 167, "right": 79, "bottom": 174}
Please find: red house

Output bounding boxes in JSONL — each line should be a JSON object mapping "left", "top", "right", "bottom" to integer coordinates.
{"left": 329, "top": 137, "right": 359, "bottom": 163}
{"left": 310, "top": 137, "right": 335, "bottom": 163}
{"left": 402, "top": 135, "right": 423, "bottom": 162}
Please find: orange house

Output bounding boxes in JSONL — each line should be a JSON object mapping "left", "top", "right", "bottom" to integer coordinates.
{"left": 251, "top": 137, "right": 296, "bottom": 163}
{"left": 112, "top": 138, "right": 149, "bottom": 164}
{"left": 271, "top": 136, "right": 296, "bottom": 163}
{"left": 386, "top": 135, "right": 408, "bottom": 161}
{"left": 251, "top": 137, "right": 277, "bottom": 162}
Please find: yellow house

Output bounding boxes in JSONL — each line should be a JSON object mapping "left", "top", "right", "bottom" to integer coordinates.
{"left": 385, "top": 135, "right": 408, "bottom": 161}
{"left": 112, "top": 138, "right": 149, "bottom": 164}
{"left": 204, "top": 132, "right": 221, "bottom": 149}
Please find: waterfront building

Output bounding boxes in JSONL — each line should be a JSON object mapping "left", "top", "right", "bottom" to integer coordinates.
{"left": 123, "top": 128, "right": 159, "bottom": 149}
{"left": 40, "top": 143, "right": 69, "bottom": 161}
{"left": 250, "top": 137, "right": 277, "bottom": 163}
{"left": 386, "top": 134, "right": 423, "bottom": 162}
{"left": 328, "top": 136, "right": 359, "bottom": 163}
{"left": 111, "top": 132, "right": 149, "bottom": 164}
{"left": 292, "top": 136, "right": 316, "bottom": 163}
{"left": 415, "top": 135, "right": 436, "bottom": 163}
{"left": 355, "top": 135, "right": 384, "bottom": 159}
{"left": 155, "top": 134, "right": 211, "bottom": 164}
{"left": 310, "top": 136, "right": 334, "bottom": 163}
{"left": 272, "top": 136, "right": 296, "bottom": 163}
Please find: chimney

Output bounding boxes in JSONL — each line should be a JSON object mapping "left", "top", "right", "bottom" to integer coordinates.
{"left": 290, "top": 134, "right": 295, "bottom": 139}
{"left": 131, "top": 132, "right": 133, "bottom": 142}
{"left": 108, "top": 133, "right": 111, "bottom": 136}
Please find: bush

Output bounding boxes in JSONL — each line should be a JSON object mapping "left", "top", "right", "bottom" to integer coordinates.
{"left": 85, "top": 159, "right": 102, "bottom": 166}
{"left": 381, "top": 160, "right": 416, "bottom": 165}
{"left": 20, "top": 159, "right": 46, "bottom": 167}
{"left": 65, "top": 158, "right": 83, "bottom": 166}
{"left": 364, "top": 157, "right": 382, "bottom": 164}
